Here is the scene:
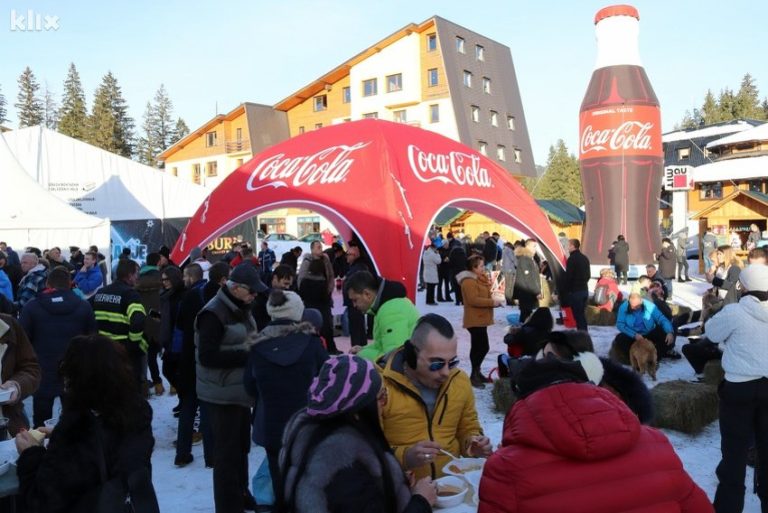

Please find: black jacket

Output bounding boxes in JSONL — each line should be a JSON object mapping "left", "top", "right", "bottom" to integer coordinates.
{"left": 280, "top": 251, "right": 299, "bottom": 274}
{"left": 18, "top": 289, "right": 96, "bottom": 397}
{"left": 562, "top": 249, "right": 591, "bottom": 295}
{"left": 243, "top": 320, "right": 327, "bottom": 449}
{"left": 176, "top": 280, "right": 207, "bottom": 394}
{"left": 613, "top": 240, "right": 629, "bottom": 270}
{"left": 483, "top": 237, "right": 499, "bottom": 263}
{"left": 17, "top": 401, "right": 155, "bottom": 513}
{"left": 504, "top": 307, "right": 553, "bottom": 356}
{"left": 448, "top": 246, "right": 467, "bottom": 274}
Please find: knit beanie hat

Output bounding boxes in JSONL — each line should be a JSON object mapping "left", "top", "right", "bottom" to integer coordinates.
{"left": 307, "top": 355, "right": 382, "bottom": 418}
{"left": 189, "top": 246, "right": 202, "bottom": 261}
{"left": 267, "top": 290, "right": 305, "bottom": 322}
{"left": 740, "top": 264, "right": 768, "bottom": 292}
{"left": 301, "top": 308, "right": 323, "bottom": 332}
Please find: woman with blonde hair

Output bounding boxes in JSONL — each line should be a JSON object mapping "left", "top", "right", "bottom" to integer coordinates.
{"left": 707, "top": 245, "right": 745, "bottom": 306}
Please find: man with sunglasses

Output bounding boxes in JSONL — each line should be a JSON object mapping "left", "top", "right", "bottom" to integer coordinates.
{"left": 195, "top": 263, "right": 266, "bottom": 512}
{"left": 378, "top": 314, "right": 491, "bottom": 480}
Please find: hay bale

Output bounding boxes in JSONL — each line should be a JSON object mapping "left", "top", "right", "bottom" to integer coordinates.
{"left": 586, "top": 305, "right": 616, "bottom": 326}
{"left": 651, "top": 380, "right": 719, "bottom": 434}
{"left": 492, "top": 377, "right": 518, "bottom": 414}
{"left": 669, "top": 303, "right": 692, "bottom": 318}
{"left": 703, "top": 359, "right": 724, "bottom": 386}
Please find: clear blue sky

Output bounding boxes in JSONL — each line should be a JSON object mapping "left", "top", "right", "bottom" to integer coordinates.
{"left": 1, "top": 0, "right": 765, "bottom": 166}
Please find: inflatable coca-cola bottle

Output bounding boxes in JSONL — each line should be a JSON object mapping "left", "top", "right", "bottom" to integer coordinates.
{"left": 579, "top": 4, "right": 662, "bottom": 265}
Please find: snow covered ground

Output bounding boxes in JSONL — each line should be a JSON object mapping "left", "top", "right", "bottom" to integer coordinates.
{"left": 148, "top": 261, "right": 761, "bottom": 512}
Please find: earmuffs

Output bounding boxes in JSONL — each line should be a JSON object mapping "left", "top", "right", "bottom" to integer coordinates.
{"left": 403, "top": 340, "right": 418, "bottom": 369}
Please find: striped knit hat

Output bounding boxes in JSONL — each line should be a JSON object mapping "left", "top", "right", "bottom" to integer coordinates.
{"left": 307, "top": 355, "right": 382, "bottom": 418}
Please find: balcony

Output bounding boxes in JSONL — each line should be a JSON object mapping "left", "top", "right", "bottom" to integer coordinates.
{"left": 225, "top": 139, "right": 251, "bottom": 154}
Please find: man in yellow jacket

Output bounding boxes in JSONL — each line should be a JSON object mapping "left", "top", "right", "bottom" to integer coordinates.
{"left": 378, "top": 313, "right": 491, "bottom": 479}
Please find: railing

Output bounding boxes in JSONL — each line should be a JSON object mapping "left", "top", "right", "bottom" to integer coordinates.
{"left": 225, "top": 139, "right": 251, "bottom": 153}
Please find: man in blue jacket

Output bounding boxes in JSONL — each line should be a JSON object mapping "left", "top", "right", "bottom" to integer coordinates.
{"left": 19, "top": 266, "right": 96, "bottom": 426}
{"left": 611, "top": 288, "right": 676, "bottom": 362}
{"left": 73, "top": 251, "right": 103, "bottom": 299}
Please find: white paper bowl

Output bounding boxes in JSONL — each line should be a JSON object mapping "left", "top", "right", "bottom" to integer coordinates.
{"left": 442, "top": 457, "right": 485, "bottom": 477}
{"left": 434, "top": 475, "right": 468, "bottom": 509}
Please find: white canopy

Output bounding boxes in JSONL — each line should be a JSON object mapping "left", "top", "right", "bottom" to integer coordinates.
{"left": 2, "top": 126, "right": 210, "bottom": 221}
{"left": 706, "top": 122, "right": 768, "bottom": 149}
{"left": 0, "top": 131, "right": 111, "bottom": 254}
{"left": 692, "top": 155, "right": 768, "bottom": 183}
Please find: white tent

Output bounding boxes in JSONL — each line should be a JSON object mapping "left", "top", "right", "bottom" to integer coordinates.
{"left": 0, "top": 131, "right": 111, "bottom": 254}
{"left": 2, "top": 126, "right": 210, "bottom": 220}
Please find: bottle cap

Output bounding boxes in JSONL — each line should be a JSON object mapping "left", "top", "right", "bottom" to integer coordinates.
{"left": 594, "top": 4, "right": 639, "bottom": 24}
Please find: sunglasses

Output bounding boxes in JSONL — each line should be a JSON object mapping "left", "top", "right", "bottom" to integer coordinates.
{"left": 427, "top": 357, "right": 460, "bottom": 372}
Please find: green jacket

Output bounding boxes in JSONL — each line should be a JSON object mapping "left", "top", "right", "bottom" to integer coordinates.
{"left": 358, "top": 280, "right": 419, "bottom": 362}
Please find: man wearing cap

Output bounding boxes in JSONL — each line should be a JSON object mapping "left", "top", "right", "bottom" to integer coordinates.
{"left": 345, "top": 271, "right": 420, "bottom": 362}
{"left": 379, "top": 314, "right": 491, "bottom": 479}
{"left": 706, "top": 264, "right": 768, "bottom": 513}
{"left": 195, "top": 262, "right": 265, "bottom": 512}
{"left": 611, "top": 287, "right": 677, "bottom": 363}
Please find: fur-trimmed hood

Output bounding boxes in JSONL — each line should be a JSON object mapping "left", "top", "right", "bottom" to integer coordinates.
{"left": 456, "top": 270, "right": 489, "bottom": 285}
{"left": 514, "top": 246, "right": 535, "bottom": 258}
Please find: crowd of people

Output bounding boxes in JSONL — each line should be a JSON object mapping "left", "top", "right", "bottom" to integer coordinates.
{"left": 0, "top": 226, "right": 765, "bottom": 513}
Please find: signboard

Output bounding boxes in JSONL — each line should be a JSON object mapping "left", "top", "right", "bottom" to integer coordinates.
{"left": 664, "top": 165, "right": 693, "bottom": 191}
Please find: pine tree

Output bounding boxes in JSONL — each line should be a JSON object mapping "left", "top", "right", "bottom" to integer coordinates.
{"left": 15, "top": 67, "right": 44, "bottom": 128}
{"left": 0, "top": 84, "right": 7, "bottom": 125}
{"left": 762, "top": 98, "right": 768, "bottom": 119}
{"left": 717, "top": 88, "right": 736, "bottom": 121}
{"left": 734, "top": 73, "right": 764, "bottom": 119}
{"left": 701, "top": 90, "right": 719, "bottom": 124}
{"left": 42, "top": 84, "right": 58, "bottom": 129}
{"left": 88, "top": 72, "right": 134, "bottom": 157}
{"left": 534, "top": 140, "right": 583, "bottom": 206}
{"left": 151, "top": 85, "right": 175, "bottom": 156}
{"left": 137, "top": 102, "right": 158, "bottom": 167}
{"left": 57, "top": 63, "right": 88, "bottom": 139}
{"left": 172, "top": 118, "right": 189, "bottom": 144}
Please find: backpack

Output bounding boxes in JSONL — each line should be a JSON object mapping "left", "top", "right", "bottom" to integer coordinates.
{"left": 73, "top": 420, "right": 160, "bottom": 513}
{"left": 593, "top": 284, "right": 610, "bottom": 306}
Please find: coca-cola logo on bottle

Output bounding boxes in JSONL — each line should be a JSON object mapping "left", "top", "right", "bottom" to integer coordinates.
{"left": 246, "top": 142, "right": 370, "bottom": 191}
{"left": 407, "top": 145, "right": 492, "bottom": 188}
{"left": 580, "top": 121, "right": 654, "bottom": 155}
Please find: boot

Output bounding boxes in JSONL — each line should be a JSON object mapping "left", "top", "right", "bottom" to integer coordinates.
{"left": 470, "top": 367, "right": 486, "bottom": 389}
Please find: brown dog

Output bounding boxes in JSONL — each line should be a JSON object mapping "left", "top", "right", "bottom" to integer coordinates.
{"left": 630, "top": 337, "right": 658, "bottom": 381}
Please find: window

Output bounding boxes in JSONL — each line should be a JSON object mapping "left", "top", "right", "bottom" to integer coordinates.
{"left": 393, "top": 109, "right": 407, "bottom": 123}
{"left": 482, "top": 77, "right": 491, "bottom": 94}
{"left": 677, "top": 147, "right": 691, "bottom": 161}
{"left": 298, "top": 126, "right": 305, "bottom": 134}
{"left": 700, "top": 182, "right": 723, "bottom": 200}
{"left": 386, "top": 73, "right": 402, "bottom": 93}
{"left": 427, "top": 68, "right": 439, "bottom": 87}
{"left": 192, "top": 164, "right": 201, "bottom": 184}
{"left": 313, "top": 95, "right": 327, "bottom": 112}
{"left": 507, "top": 115, "right": 515, "bottom": 130}
{"left": 475, "top": 44, "right": 485, "bottom": 61}
{"left": 478, "top": 141, "right": 487, "bottom": 156}
{"left": 235, "top": 128, "right": 242, "bottom": 141}
{"left": 427, "top": 33, "right": 437, "bottom": 51}
{"left": 314, "top": 123, "right": 323, "bottom": 130}
{"left": 236, "top": 158, "right": 244, "bottom": 167}
{"left": 342, "top": 86, "right": 351, "bottom": 104}
{"left": 490, "top": 110, "right": 498, "bottom": 127}
{"left": 429, "top": 104, "right": 439, "bottom": 123}
{"left": 497, "top": 145, "right": 506, "bottom": 161}
{"left": 170, "top": 166, "right": 178, "bottom": 177}
{"left": 463, "top": 70, "right": 472, "bottom": 88}
{"left": 456, "top": 36, "right": 465, "bottom": 53}
{"left": 206, "top": 161, "right": 218, "bottom": 177}
{"left": 363, "top": 78, "right": 378, "bottom": 97}
{"left": 514, "top": 149, "right": 522, "bottom": 163}
{"left": 749, "top": 179, "right": 766, "bottom": 193}
{"left": 471, "top": 105, "right": 480, "bottom": 123}
{"left": 363, "top": 112, "right": 378, "bottom": 119}
{"left": 205, "top": 131, "right": 217, "bottom": 148}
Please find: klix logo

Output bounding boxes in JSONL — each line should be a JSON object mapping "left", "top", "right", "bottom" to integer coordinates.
{"left": 10, "top": 9, "right": 60, "bottom": 32}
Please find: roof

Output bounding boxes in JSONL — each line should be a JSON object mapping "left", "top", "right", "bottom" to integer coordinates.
{"left": 706, "top": 122, "right": 768, "bottom": 149}
{"left": 433, "top": 207, "right": 463, "bottom": 226}
{"left": 692, "top": 154, "right": 768, "bottom": 183}
{"left": 691, "top": 189, "right": 768, "bottom": 219}
{"left": 536, "top": 199, "right": 585, "bottom": 225}
{"left": 662, "top": 120, "right": 763, "bottom": 143}
{"left": 273, "top": 17, "right": 437, "bottom": 111}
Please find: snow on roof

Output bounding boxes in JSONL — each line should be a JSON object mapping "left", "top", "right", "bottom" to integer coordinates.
{"left": 692, "top": 154, "right": 768, "bottom": 183}
{"left": 706, "top": 122, "right": 768, "bottom": 148}
{"left": 662, "top": 121, "right": 758, "bottom": 143}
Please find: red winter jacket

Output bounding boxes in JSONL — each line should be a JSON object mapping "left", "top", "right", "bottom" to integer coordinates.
{"left": 478, "top": 383, "right": 712, "bottom": 513}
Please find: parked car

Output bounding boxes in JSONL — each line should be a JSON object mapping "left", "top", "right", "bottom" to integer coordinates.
{"left": 263, "top": 233, "right": 312, "bottom": 263}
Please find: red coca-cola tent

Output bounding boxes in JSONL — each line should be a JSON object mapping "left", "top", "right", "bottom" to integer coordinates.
{"left": 171, "top": 120, "right": 564, "bottom": 299}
